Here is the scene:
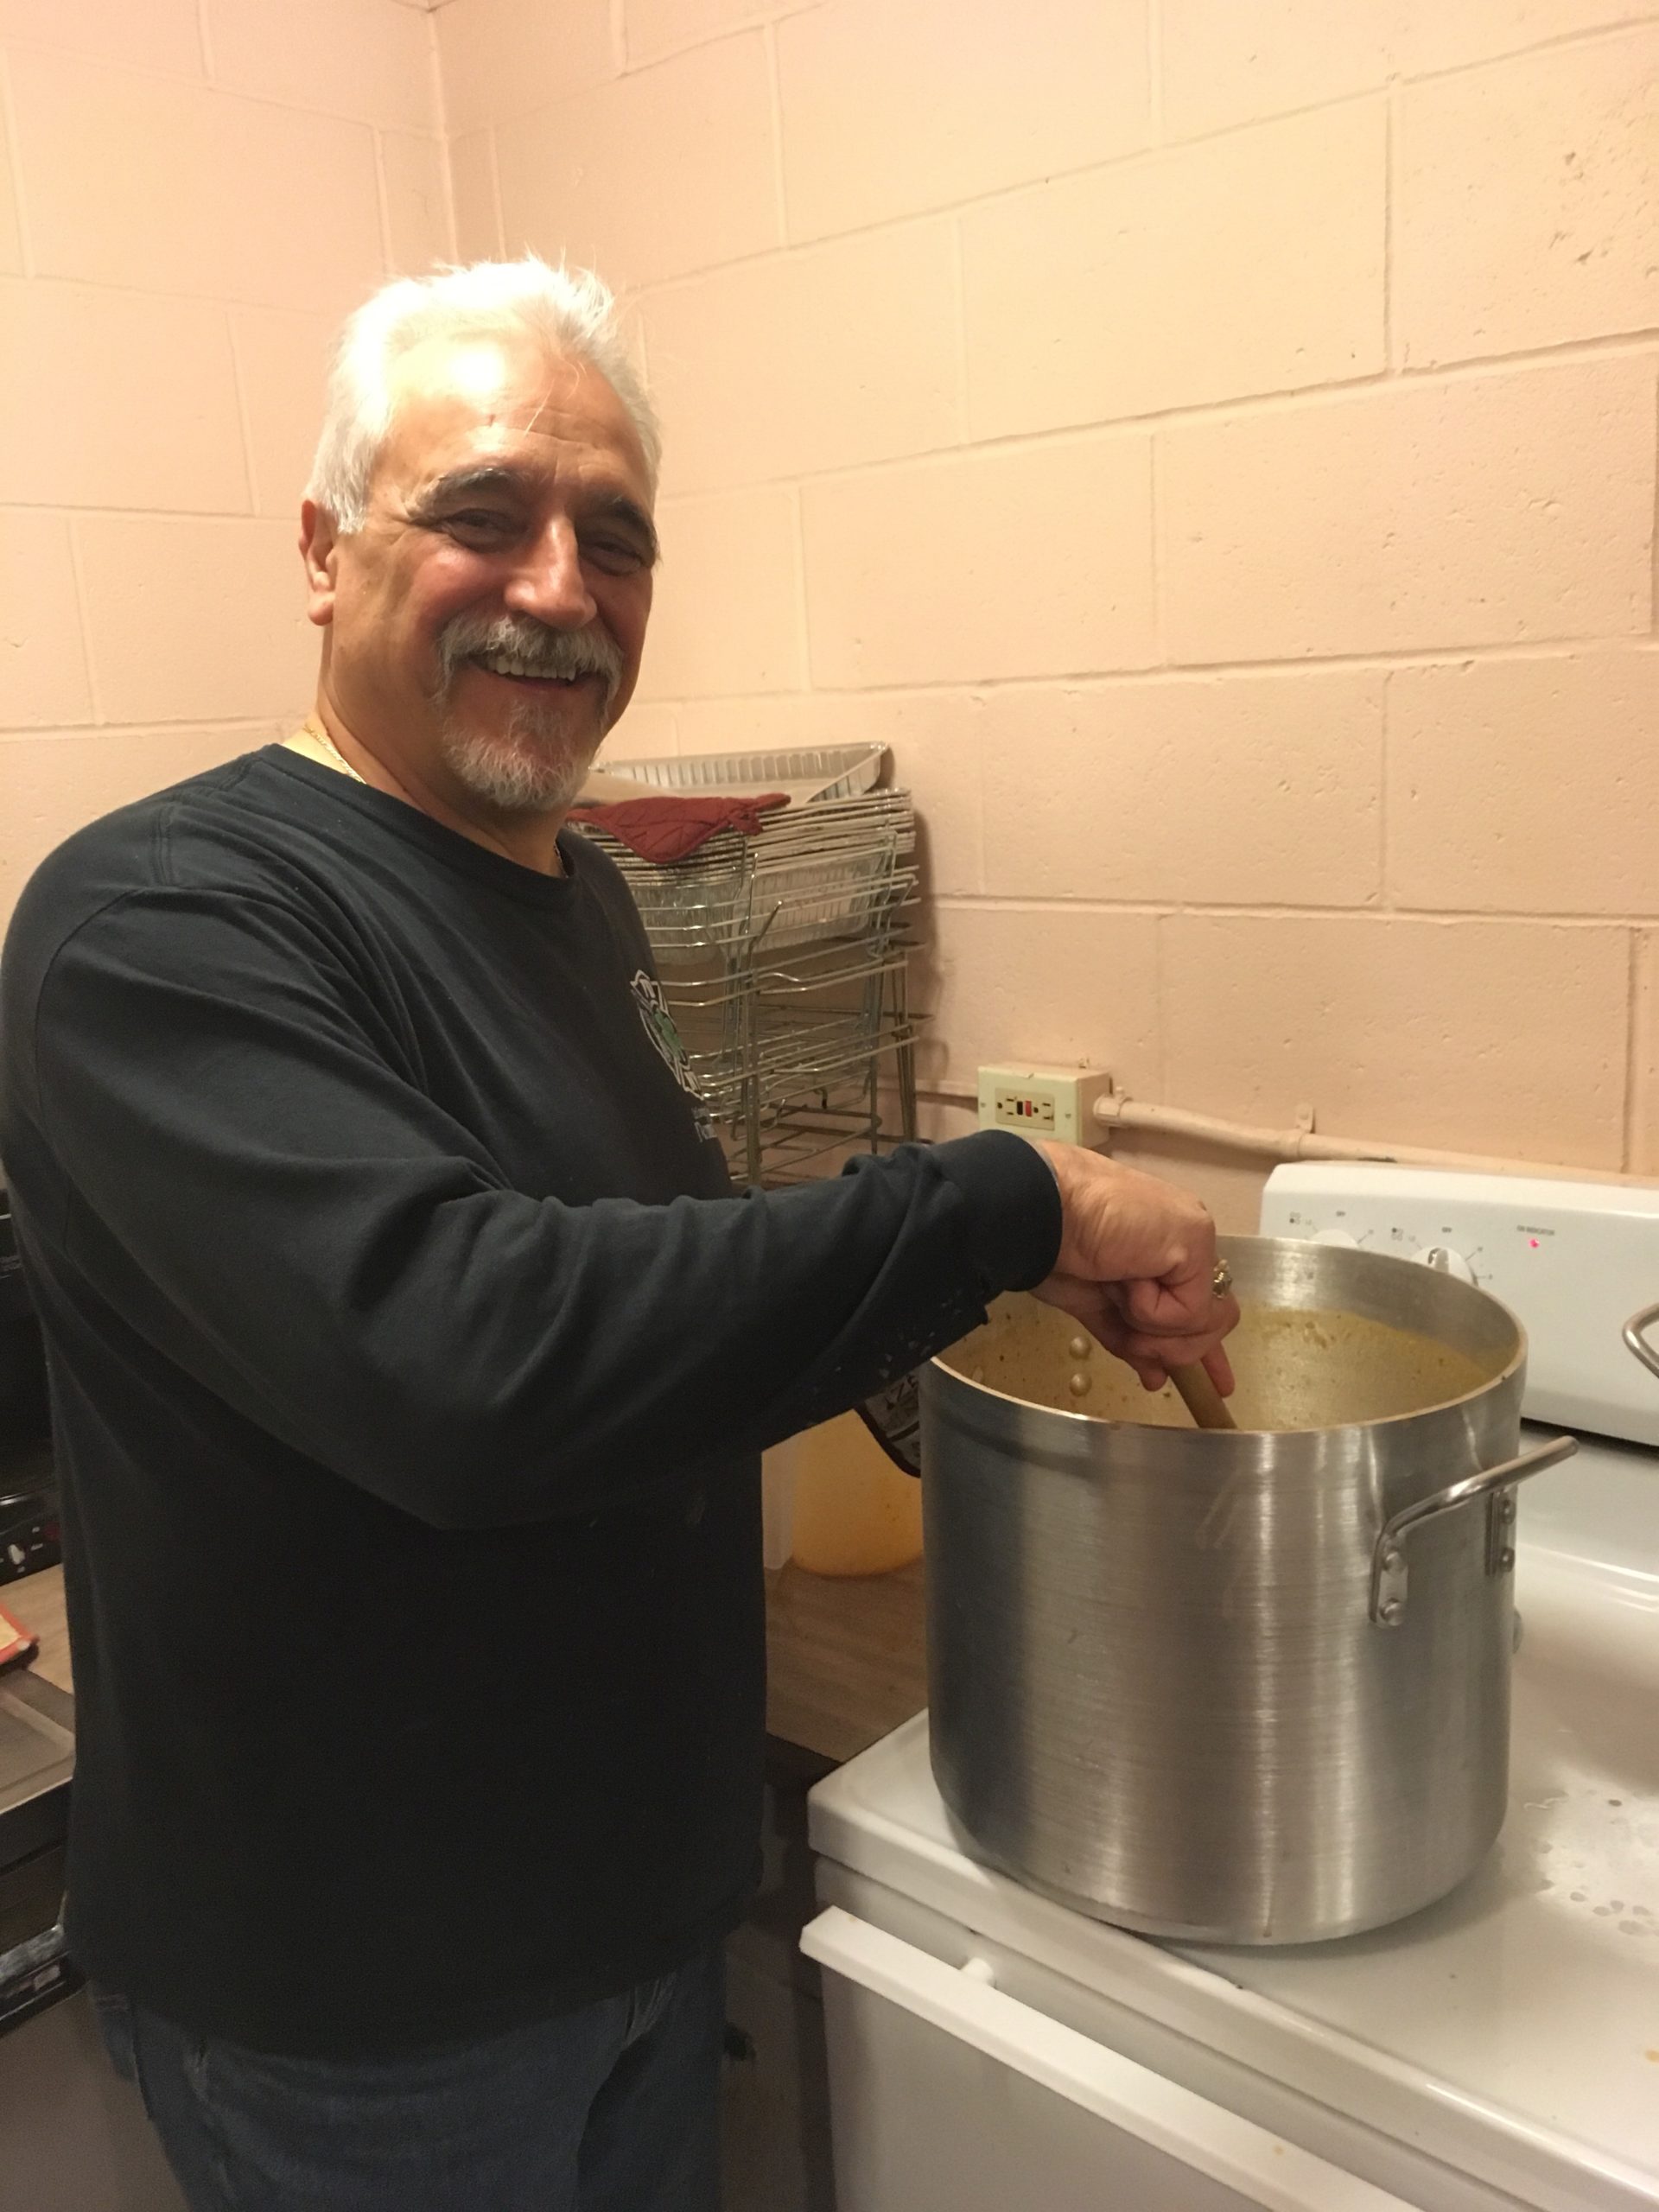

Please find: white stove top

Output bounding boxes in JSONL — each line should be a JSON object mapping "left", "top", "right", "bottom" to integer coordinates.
{"left": 810, "top": 1431, "right": 1659, "bottom": 2212}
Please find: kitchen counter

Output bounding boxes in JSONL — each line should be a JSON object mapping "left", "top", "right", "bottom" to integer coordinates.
{"left": 764, "top": 1559, "right": 926, "bottom": 1766}
{"left": 9, "top": 1559, "right": 926, "bottom": 1766}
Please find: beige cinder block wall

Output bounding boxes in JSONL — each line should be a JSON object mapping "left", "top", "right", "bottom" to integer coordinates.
{"left": 440, "top": 0, "right": 1659, "bottom": 1220}
{"left": 0, "top": 0, "right": 452, "bottom": 921}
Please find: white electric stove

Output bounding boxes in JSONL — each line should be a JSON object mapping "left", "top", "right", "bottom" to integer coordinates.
{"left": 804, "top": 1166, "right": 1659, "bottom": 2212}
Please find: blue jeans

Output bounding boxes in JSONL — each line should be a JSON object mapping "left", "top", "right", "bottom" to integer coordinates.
{"left": 92, "top": 1948, "right": 725, "bottom": 2211}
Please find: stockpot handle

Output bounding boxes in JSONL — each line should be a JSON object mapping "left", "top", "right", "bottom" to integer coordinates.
{"left": 1369, "top": 1433, "right": 1578, "bottom": 1628}
{"left": 1622, "top": 1300, "right": 1659, "bottom": 1383}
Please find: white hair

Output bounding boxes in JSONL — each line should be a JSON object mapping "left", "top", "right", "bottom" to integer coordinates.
{"left": 306, "top": 257, "right": 660, "bottom": 532}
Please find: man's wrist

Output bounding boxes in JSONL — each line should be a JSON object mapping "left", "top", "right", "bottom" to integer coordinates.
{"left": 930, "top": 1128, "right": 1064, "bottom": 1294}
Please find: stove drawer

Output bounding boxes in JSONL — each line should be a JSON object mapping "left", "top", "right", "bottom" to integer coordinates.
{"left": 803, "top": 1906, "right": 1420, "bottom": 2212}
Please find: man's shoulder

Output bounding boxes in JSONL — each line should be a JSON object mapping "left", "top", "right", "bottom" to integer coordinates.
{"left": 3, "top": 749, "right": 302, "bottom": 976}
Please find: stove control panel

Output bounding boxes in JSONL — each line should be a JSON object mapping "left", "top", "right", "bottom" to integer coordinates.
{"left": 0, "top": 1495, "right": 60, "bottom": 1586}
{"left": 1261, "top": 1164, "right": 1659, "bottom": 1446}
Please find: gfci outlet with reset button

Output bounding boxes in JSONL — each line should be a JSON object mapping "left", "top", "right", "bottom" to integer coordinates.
{"left": 976, "top": 1066, "right": 1115, "bottom": 1147}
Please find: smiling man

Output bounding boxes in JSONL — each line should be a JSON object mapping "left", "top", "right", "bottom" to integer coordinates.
{"left": 0, "top": 260, "right": 1236, "bottom": 2212}
{"left": 297, "top": 319, "right": 656, "bottom": 860}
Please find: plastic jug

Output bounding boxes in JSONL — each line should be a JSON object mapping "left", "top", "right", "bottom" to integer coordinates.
{"left": 787, "top": 1410, "right": 923, "bottom": 1577}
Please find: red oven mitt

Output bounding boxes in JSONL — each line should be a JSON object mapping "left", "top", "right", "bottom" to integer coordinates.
{"left": 568, "top": 791, "right": 789, "bottom": 863}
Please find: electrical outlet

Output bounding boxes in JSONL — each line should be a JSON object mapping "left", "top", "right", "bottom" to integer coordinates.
{"left": 976, "top": 1066, "right": 1114, "bottom": 1146}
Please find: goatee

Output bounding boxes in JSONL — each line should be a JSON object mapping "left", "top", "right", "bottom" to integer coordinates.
{"left": 432, "top": 612, "right": 626, "bottom": 813}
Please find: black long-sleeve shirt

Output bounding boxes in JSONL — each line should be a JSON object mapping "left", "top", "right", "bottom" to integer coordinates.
{"left": 0, "top": 746, "right": 1061, "bottom": 2055}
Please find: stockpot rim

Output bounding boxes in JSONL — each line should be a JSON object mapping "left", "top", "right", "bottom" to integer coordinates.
{"left": 928, "top": 1231, "right": 1528, "bottom": 1442}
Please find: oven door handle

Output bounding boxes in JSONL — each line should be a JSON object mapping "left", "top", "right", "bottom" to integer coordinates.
{"left": 801, "top": 1907, "right": 1417, "bottom": 2211}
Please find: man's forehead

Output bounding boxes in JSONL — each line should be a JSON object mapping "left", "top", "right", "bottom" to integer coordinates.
{"left": 380, "top": 333, "right": 648, "bottom": 492}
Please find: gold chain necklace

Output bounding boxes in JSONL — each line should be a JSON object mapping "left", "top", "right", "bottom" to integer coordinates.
{"left": 286, "top": 715, "right": 365, "bottom": 784}
{"left": 283, "top": 715, "right": 565, "bottom": 876}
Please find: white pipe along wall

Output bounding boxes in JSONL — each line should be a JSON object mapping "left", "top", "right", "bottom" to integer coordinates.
{"left": 918, "top": 1086, "right": 1659, "bottom": 1192}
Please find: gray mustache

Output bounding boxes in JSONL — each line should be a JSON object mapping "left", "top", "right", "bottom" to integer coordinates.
{"left": 435, "top": 614, "right": 624, "bottom": 690}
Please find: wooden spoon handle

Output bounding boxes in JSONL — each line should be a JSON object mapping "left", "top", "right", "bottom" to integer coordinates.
{"left": 1168, "top": 1361, "right": 1237, "bottom": 1432}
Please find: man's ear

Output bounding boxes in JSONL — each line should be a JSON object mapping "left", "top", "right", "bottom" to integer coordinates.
{"left": 300, "top": 500, "right": 340, "bottom": 628}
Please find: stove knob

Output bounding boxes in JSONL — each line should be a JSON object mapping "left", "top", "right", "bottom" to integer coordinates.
{"left": 1310, "top": 1229, "right": 1359, "bottom": 1248}
{"left": 1412, "top": 1243, "right": 1476, "bottom": 1284}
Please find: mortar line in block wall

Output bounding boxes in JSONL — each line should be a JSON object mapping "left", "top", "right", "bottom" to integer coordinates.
{"left": 621, "top": 86, "right": 1392, "bottom": 295}
{"left": 1623, "top": 930, "right": 1643, "bottom": 1171}
{"left": 641, "top": 643, "right": 1659, "bottom": 727}
{"left": 60, "top": 518, "right": 105, "bottom": 728}
{"left": 486, "top": 126, "right": 505, "bottom": 259}
{"left": 1151, "top": 632, "right": 1659, "bottom": 677}
{"left": 424, "top": 4, "right": 458, "bottom": 260}
{"left": 6, "top": 10, "right": 1650, "bottom": 230}
{"left": 608, "top": 0, "right": 628, "bottom": 75}
{"left": 0, "top": 49, "right": 34, "bottom": 278}
{"left": 788, "top": 483, "right": 813, "bottom": 689}
{"left": 1147, "top": 431, "right": 1166, "bottom": 666}
{"left": 622, "top": 4, "right": 823, "bottom": 77}
{"left": 1378, "top": 667, "right": 1393, "bottom": 911}
{"left": 762, "top": 21, "right": 789, "bottom": 246}
{"left": 1382, "top": 79, "right": 1396, "bottom": 373}
{"left": 650, "top": 401, "right": 1276, "bottom": 500}
{"left": 221, "top": 309, "right": 262, "bottom": 514}
{"left": 490, "top": 10, "right": 1659, "bottom": 184}
{"left": 1, "top": 269, "right": 349, "bottom": 325}
{"left": 629, "top": 203, "right": 982, "bottom": 308}
{"left": 643, "top": 334, "right": 1659, "bottom": 505}
{"left": 1119, "top": 12, "right": 1659, "bottom": 165}
{"left": 658, "top": 633, "right": 1656, "bottom": 705}
{"left": 948, "top": 217, "right": 969, "bottom": 445}
{"left": 1391, "top": 10, "right": 1659, "bottom": 97}
{"left": 1395, "top": 327, "right": 1659, "bottom": 387}
{"left": 972, "top": 738, "right": 988, "bottom": 897}
{"left": 0, "top": 502, "right": 334, "bottom": 525}
{"left": 632, "top": 309, "right": 652, "bottom": 410}
{"left": 370, "top": 128, "right": 396, "bottom": 277}
{"left": 1146, "top": 0, "right": 1164, "bottom": 142}
{"left": 0, "top": 30, "right": 217, "bottom": 103}
{"left": 929, "top": 893, "right": 1659, "bottom": 930}
{"left": 665, "top": 84, "right": 1414, "bottom": 293}
{"left": 0, "top": 30, "right": 448, "bottom": 144}
{"left": 604, "top": 16, "right": 1656, "bottom": 291}
{"left": 0, "top": 719, "right": 282, "bottom": 743}
{"left": 629, "top": 685, "right": 808, "bottom": 714}
{"left": 433, "top": 136, "right": 458, "bottom": 262}
{"left": 194, "top": 0, "right": 215, "bottom": 78}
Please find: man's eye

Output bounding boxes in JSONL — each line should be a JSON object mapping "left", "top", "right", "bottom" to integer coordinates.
{"left": 582, "top": 537, "right": 647, "bottom": 575}
{"left": 446, "top": 511, "right": 516, "bottom": 539}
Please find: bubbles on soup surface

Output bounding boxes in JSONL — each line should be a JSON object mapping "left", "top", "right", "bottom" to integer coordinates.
{"left": 938, "top": 1296, "right": 1494, "bottom": 1431}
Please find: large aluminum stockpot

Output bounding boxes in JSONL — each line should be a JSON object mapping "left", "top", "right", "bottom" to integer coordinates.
{"left": 921, "top": 1235, "right": 1578, "bottom": 1945}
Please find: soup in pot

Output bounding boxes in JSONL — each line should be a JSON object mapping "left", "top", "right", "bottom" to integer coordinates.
{"left": 938, "top": 1293, "right": 1496, "bottom": 1432}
